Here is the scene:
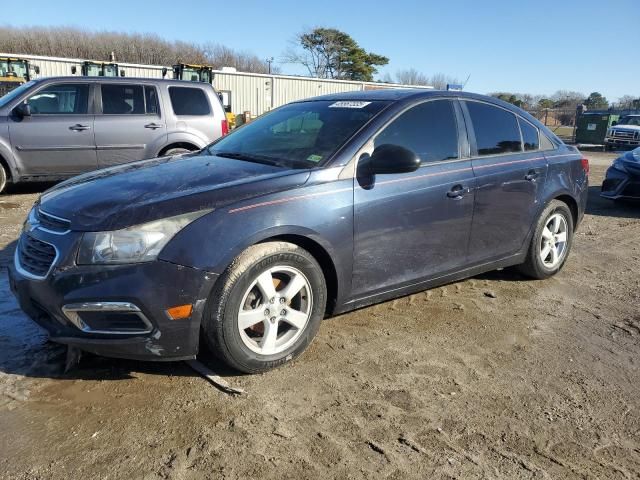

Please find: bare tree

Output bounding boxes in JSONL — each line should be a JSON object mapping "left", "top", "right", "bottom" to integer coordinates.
{"left": 0, "top": 25, "right": 275, "bottom": 74}
{"left": 392, "top": 69, "right": 460, "bottom": 89}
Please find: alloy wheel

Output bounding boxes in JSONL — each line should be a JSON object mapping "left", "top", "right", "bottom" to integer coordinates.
{"left": 237, "top": 266, "right": 313, "bottom": 355}
{"left": 540, "top": 212, "right": 568, "bottom": 268}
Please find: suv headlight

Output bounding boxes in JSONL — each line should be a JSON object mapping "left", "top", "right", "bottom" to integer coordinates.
{"left": 77, "top": 210, "right": 210, "bottom": 265}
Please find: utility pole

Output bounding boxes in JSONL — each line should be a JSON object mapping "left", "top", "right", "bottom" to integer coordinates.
{"left": 266, "top": 57, "right": 274, "bottom": 74}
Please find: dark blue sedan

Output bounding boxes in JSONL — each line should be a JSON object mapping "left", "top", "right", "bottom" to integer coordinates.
{"left": 9, "top": 89, "right": 589, "bottom": 373}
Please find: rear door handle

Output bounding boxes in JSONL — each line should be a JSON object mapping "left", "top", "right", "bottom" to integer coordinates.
{"left": 69, "top": 124, "right": 90, "bottom": 131}
{"left": 144, "top": 123, "right": 164, "bottom": 129}
{"left": 525, "top": 170, "right": 540, "bottom": 181}
{"left": 447, "top": 184, "right": 469, "bottom": 198}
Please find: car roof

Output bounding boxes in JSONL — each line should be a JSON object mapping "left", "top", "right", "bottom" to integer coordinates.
{"left": 296, "top": 88, "right": 527, "bottom": 112}
{"left": 298, "top": 88, "right": 516, "bottom": 104}
{"left": 33, "top": 76, "right": 211, "bottom": 86}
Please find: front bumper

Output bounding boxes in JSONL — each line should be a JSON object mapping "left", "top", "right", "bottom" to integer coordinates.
{"left": 605, "top": 137, "right": 640, "bottom": 149}
{"left": 601, "top": 165, "right": 640, "bottom": 200}
{"left": 9, "top": 241, "right": 218, "bottom": 361}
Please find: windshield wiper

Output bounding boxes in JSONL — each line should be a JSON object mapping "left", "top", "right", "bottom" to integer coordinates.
{"left": 212, "top": 151, "right": 286, "bottom": 167}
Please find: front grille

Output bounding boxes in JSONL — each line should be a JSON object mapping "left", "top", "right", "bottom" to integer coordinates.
{"left": 17, "top": 234, "right": 57, "bottom": 278}
{"left": 36, "top": 209, "right": 70, "bottom": 233}
{"left": 622, "top": 182, "right": 640, "bottom": 198}
{"left": 602, "top": 178, "right": 623, "bottom": 192}
{"left": 611, "top": 129, "right": 638, "bottom": 140}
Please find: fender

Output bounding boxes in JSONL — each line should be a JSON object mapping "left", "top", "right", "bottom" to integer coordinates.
{"left": 0, "top": 133, "right": 20, "bottom": 181}
{"left": 160, "top": 173, "right": 356, "bottom": 306}
{"left": 160, "top": 130, "right": 208, "bottom": 155}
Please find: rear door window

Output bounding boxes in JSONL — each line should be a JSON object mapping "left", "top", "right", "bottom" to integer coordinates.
{"left": 169, "top": 87, "right": 210, "bottom": 116}
{"left": 374, "top": 99, "right": 459, "bottom": 163}
{"left": 26, "top": 83, "right": 90, "bottom": 114}
{"left": 466, "top": 101, "right": 522, "bottom": 156}
{"left": 101, "top": 84, "right": 160, "bottom": 114}
{"left": 518, "top": 118, "right": 540, "bottom": 151}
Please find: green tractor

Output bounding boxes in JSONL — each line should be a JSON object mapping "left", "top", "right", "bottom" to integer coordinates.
{"left": 0, "top": 57, "right": 39, "bottom": 97}
{"left": 73, "top": 61, "right": 123, "bottom": 77}
{"left": 170, "top": 63, "right": 213, "bottom": 84}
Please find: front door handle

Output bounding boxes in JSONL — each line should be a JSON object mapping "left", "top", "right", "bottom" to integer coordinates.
{"left": 69, "top": 124, "right": 90, "bottom": 131}
{"left": 525, "top": 170, "right": 540, "bottom": 181}
{"left": 447, "top": 184, "right": 469, "bottom": 198}
{"left": 144, "top": 123, "right": 164, "bottom": 129}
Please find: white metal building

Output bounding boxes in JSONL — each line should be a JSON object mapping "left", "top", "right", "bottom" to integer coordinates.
{"left": 2, "top": 53, "right": 432, "bottom": 116}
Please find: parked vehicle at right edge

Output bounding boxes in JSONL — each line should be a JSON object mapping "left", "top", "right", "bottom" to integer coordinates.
{"left": 0, "top": 76, "right": 228, "bottom": 192}
{"left": 601, "top": 146, "right": 640, "bottom": 200}
{"left": 9, "top": 90, "right": 589, "bottom": 374}
{"left": 605, "top": 115, "right": 640, "bottom": 151}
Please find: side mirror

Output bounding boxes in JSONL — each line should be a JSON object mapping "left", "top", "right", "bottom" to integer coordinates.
{"left": 161, "top": 67, "right": 168, "bottom": 78}
{"left": 34, "top": 66, "right": 40, "bottom": 74}
{"left": 13, "top": 103, "right": 31, "bottom": 118}
{"left": 120, "top": 69, "right": 125, "bottom": 77}
{"left": 369, "top": 144, "right": 420, "bottom": 174}
{"left": 611, "top": 121, "right": 618, "bottom": 126}
{"left": 71, "top": 66, "right": 77, "bottom": 75}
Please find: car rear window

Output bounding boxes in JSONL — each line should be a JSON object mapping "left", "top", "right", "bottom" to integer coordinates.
{"left": 466, "top": 101, "right": 523, "bottom": 156}
{"left": 169, "top": 87, "right": 210, "bottom": 116}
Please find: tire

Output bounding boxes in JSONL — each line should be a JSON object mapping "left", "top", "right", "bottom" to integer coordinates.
{"left": 518, "top": 200, "right": 574, "bottom": 280}
{"left": 0, "top": 164, "right": 7, "bottom": 194}
{"left": 163, "top": 147, "right": 192, "bottom": 156}
{"left": 202, "top": 241, "right": 327, "bottom": 373}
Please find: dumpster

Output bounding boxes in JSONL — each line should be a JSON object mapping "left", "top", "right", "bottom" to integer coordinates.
{"left": 575, "top": 112, "right": 619, "bottom": 145}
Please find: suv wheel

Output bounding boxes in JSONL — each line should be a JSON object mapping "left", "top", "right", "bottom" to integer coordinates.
{"left": 0, "top": 164, "right": 8, "bottom": 194}
{"left": 202, "top": 242, "right": 327, "bottom": 373}
{"left": 518, "top": 200, "right": 574, "bottom": 279}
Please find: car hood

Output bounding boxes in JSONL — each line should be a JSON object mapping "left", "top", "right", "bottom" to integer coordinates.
{"left": 615, "top": 148, "right": 640, "bottom": 177}
{"left": 39, "top": 153, "right": 311, "bottom": 231}
{"left": 612, "top": 124, "right": 640, "bottom": 132}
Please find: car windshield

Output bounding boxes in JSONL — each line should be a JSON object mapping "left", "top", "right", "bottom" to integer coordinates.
{"left": 618, "top": 116, "right": 640, "bottom": 126}
{"left": 207, "top": 100, "right": 389, "bottom": 168}
{"left": 0, "top": 80, "right": 35, "bottom": 109}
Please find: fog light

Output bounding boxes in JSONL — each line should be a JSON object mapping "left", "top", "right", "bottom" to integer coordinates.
{"left": 166, "top": 304, "right": 193, "bottom": 320}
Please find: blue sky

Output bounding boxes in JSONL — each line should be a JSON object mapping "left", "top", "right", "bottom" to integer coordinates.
{"left": 5, "top": 0, "right": 639, "bottom": 101}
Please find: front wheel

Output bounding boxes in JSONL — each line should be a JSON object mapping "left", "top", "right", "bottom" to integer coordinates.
{"left": 202, "top": 242, "right": 327, "bottom": 373}
{"left": 518, "top": 200, "right": 574, "bottom": 280}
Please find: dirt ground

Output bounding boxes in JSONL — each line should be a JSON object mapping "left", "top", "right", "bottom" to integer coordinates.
{"left": 1, "top": 151, "right": 639, "bottom": 479}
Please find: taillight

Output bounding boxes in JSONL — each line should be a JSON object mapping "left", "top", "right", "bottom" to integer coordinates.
{"left": 581, "top": 158, "right": 589, "bottom": 175}
{"left": 221, "top": 119, "right": 229, "bottom": 136}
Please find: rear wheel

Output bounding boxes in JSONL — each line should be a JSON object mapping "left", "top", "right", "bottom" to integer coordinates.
{"left": 202, "top": 242, "right": 327, "bottom": 373}
{"left": 518, "top": 200, "right": 574, "bottom": 279}
{"left": 0, "top": 164, "right": 7, "bottom": 194}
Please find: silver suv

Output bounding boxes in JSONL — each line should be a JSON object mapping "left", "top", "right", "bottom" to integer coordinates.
{"left": 0, "top": 77, "right": 228, "bottom": 192}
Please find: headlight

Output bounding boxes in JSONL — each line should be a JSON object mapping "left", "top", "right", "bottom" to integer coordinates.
{"left": 611, "top": 158, "right": 627, "bottom": 173}
{"left": 77, "top": 210, "right": 210, "bottom": 265}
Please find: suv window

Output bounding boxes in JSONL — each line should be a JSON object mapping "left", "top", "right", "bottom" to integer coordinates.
{"left": 519, "top": 118, "right": 539, "bottom": 151}
{"left": 26, "top": 83, "right": 89, "bottom": 114}
{"left": 102, "top": 84, "right": 158, "bottom": 114}
{"left": 466, "top": 101, "right": 522, "bottom": 156}
{"left": 375, "top": 100, "right": 459, "bottom": 163}
{"left": 169, "top": 87, "right": 210, "bottom": 116}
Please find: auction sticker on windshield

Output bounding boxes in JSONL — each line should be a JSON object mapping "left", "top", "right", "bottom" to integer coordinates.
{"left": 329, "top": 101, "right": 372, "bottom": 109}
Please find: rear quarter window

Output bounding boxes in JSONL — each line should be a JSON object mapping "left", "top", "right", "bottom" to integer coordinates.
{"left": 518, "top": 118, "right": 540, "bottom": 151}
{"left": 169, "top": 87, "right": 210, "bottom": 116}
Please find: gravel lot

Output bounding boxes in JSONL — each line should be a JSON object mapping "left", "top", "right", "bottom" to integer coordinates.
{"left": 1, "top": 151, "right": 640, "bottom": 479}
